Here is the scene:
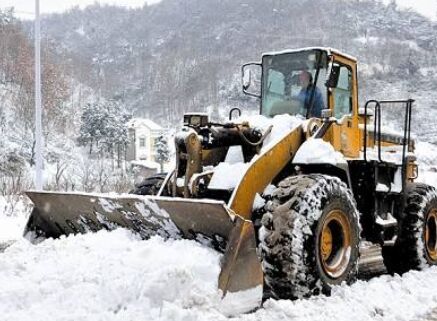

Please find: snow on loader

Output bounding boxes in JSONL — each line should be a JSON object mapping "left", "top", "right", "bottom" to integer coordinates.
{"left": 24, "top": 48, "right": 437, "bottom": 314}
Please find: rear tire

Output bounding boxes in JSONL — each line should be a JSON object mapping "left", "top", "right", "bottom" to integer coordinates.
{"left": 258, "top": 174, "right": 361, "bottom": 299}
{"left": 383, "top": 183, "right": 437, "bottom": 274}
{"left": 131, "top": 173, "right": 168, "bottom": 196}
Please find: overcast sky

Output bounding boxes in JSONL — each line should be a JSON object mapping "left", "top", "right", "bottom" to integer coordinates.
{"left": 0, "top": 0, "right": 436, "bottom": 20}
{"left": 383, "top": 0, "right": 437, "bottom": 20}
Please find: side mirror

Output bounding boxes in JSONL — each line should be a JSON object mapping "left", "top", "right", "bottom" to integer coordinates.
{"left": 242, "top": 69, "right": 252, "bottom": 91}
{"left": 325, "top": 64, "right": 340, "bottom": 88}
{"left": 242, "top": 62, "right": 262, "bottom": 98}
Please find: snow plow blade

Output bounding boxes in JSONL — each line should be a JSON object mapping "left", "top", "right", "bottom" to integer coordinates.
{"left": 24, "top": 191, "right": 263, "bottom": 314}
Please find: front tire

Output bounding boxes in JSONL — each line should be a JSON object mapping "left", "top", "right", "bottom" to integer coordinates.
{"left": 258, "top": 174, "right": 361, "bottom": 299}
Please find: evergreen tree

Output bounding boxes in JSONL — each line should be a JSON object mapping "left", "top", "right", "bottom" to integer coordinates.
{"left": 154, "top": 135, "right": 170, "bottom": 173}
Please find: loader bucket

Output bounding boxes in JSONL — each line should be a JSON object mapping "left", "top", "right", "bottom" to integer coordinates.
{"left": 24, "top": 191, "right": 263, "bottom": 314}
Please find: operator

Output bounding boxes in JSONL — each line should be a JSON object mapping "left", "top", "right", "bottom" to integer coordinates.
{"left": 296, "top": 70, "right": 324, "bottom": 118}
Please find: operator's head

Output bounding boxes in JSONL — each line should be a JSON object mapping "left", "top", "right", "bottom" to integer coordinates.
{"left": 299, "top": 71, "right": 313, "bottom": 87}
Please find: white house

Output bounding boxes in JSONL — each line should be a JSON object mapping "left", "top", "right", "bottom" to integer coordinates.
{"left": 126, "top": 118, "right": 164, "bottom": 164}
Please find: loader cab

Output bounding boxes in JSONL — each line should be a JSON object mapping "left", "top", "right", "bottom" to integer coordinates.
{"left": 242, "top": 47, "right": 360, "bottom": 157}
{"left": 260, "top": 49, "right": 329, "bottom": 118}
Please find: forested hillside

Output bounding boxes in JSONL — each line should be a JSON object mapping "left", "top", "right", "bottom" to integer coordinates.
{"left": 35, "top": 0, "right": 437, "bottom": 137}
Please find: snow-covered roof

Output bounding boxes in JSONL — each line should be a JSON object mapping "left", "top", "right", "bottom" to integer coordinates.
{"left": 262, "top": 47, "right": 357, "bottom": 62}
{"left": 127, "top": 118, "right": 163, "bottom": 131}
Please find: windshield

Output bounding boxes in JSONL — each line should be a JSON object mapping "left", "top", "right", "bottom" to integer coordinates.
{"left": 261, "top": 50, "right": 328, "bottom": 118}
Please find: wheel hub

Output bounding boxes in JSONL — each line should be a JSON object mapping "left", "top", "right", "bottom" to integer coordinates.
{"left": 425, "top": 209, "right": 437, "bottom": 261}
{"left": 321, "top": 226, "right": 333, "bottom": 260}
{"left": 319, "top": 209, "right": 351, "bottom": 279}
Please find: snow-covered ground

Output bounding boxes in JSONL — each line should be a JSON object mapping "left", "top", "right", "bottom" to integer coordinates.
{"left": 1, "top": 138, "right": 437, "bottom": 320}
{"left": 1, "top": 222, "right": 437, "bottom": 321}
{"left": 2, "top": 184, "right": 437, "bottom": 321}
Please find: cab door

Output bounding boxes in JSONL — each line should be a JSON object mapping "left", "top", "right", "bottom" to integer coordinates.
{"left": 328, "top": 57, "right": 360, "bottom": 158}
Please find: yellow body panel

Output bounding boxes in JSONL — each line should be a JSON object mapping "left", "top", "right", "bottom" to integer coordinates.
{"left": 228, "top": 127, "right": 304, "bottom": 220}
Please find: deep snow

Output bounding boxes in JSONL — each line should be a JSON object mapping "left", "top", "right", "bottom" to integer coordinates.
{"left": 1, "top": 222, "right": 437, "bottom": 321}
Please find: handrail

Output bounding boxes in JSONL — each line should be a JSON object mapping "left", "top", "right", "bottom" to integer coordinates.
{"left": 363, "top": 99, "right": 414, "bottom": 210}
{"left": 363, "top": 99, "right": 414, "bottom": 169}
{"left": 363, "top": 99, "right": 379, "bottom": 162}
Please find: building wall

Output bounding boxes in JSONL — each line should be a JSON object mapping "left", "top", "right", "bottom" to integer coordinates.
{"left": 126, "top": 121, "right": 163, "bottom": 162}
{"left": 135, "top": 126, "right": 154, "bottom": 161}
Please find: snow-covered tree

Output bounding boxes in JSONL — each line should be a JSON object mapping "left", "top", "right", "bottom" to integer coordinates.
{"left": 154, "top": 135, "right": 170, "bottom": 173}
{"left": 78, "top": 100, "right": 131, "bottom": 164}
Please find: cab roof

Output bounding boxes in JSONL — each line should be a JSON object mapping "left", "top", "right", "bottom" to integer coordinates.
{"left": 262, "top": 47, "right": 357, "bottom": 63}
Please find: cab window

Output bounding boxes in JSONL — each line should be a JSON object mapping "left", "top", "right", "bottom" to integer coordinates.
{"left": 333, "top": 65, "right": 352, "bottom": 119}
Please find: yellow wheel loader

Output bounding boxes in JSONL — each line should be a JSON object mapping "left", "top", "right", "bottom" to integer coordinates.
{"left": 24, "top": 47, "right": 437, "bottom": 313}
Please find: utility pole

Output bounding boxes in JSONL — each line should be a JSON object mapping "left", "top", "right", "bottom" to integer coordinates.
{"left": 34, "top": 0, "right": 43, "bottom": 190}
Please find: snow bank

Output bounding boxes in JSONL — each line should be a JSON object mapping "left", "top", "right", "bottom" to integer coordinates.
{"left": 0, "top": 230, "right": 225, "bottom": 321}
{"left": 293, "top": 138, "right": 346, "bottom": 165}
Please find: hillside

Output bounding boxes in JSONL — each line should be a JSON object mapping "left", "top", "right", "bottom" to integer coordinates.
{"left": 33, "top": 0, "right": 437, "bottom": 138}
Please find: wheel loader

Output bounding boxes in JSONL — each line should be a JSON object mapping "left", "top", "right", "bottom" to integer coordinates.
{"left": 24, "top": 47, "right": 437, "bottom": 314}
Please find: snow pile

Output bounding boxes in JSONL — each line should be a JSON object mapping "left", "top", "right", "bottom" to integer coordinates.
{"left": 2, "top": 227, "right": 437, "bottom": 320}
{"left": 224, "top": 145, "right": 245, "bottom": 164}
{"left": 293, "top": 138, "right": 346, "bottom": 165}
{"left": 208, "top": 162, "right": 250, "bottom": 190}
{"left": 0, "top": 230, "right": 224, "bottom": 321}
{"left": 256, "top": 267, "right": 437, "bottom": 321}
{"left": 362, "top": 145, "right": 406, "bottom": 164}
{"left": 240, "top": 113, "right": 304, "bottom": 152}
